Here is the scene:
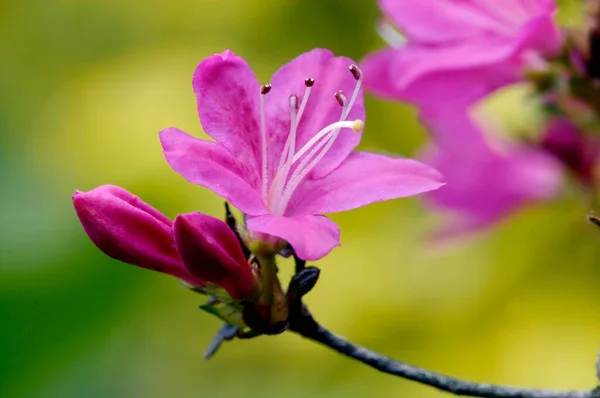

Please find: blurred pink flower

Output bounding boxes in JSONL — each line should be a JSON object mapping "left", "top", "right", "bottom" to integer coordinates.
{"left": 362, "top": 0, "right": 563, "bottom": 108}
{"left": 73, "top": 185, "right": 256, "bottom": 300}
{"left": 160, "top": 49, "right": 444, "bottom": 260}
{"left": 421, "top": 111, "right": 562, "bottom": 238}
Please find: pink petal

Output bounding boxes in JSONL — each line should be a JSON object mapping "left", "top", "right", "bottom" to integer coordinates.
{"left": 362, "top": 40, "right": 520, "bottom": 108}
{"left": 360, "top": 49, "right": 409, "bottom": 100}
{"left": 193, "top": 50, "right": 262, "bottom": 178}
{"left": 516, "top": 13, "right": 563, "bottom": 57}
{"left": 265, "top": 48, "right": 365, "bottom": 179}
{"left": 287, "top": 152, "right": 444, "bottom": 216}
{"left": 160, "top": 127, "right": 266, "bottom": 216}
{"left": 422, "top": 113, "right": 562, "bottom": 234}
{"left": 378, "top": 0, "right": 495, "bottom": 43}
{"left": 72, "top": 185, "right": 204, "bottom": 286}
{"left": 365, "top": 1, "right": 562, "bottom": 108}
{"left": 173, "top": 212, "right": 256, "bottom": 300}
{"left": 379, "top": 0, "right": 558, "bottom": 44}
{"left": 246, "top": 214, "right": 340, "bottom": 261}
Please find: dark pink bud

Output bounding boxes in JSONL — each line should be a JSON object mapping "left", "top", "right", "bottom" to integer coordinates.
{"left": 72, "top": 185, "right": 204, "bottom": 286}
{"left": 541, "top": 119, "right": 599, "bottom": 187}
{"left": 173, "top": 212, "right": 256, "bottom": 300}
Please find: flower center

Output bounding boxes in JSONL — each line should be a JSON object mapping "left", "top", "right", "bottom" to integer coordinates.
{"left": 258, "top": 64, "right": 364, "bottom": 216}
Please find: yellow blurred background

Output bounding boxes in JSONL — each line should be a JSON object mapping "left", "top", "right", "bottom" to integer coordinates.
{"left": 1, "top": 1, "right": 599, "bottom": 397}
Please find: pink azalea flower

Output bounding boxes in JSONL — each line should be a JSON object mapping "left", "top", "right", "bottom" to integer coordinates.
{"left": 160, "top": 49, "right": 444, "bottom": 260}
{"left": 362, "top": 0, "right": 563, "bottom": 108}
{"left": 73, "top": 185, "right": 256, "bottom": 300}
{"left": 421, "top": 110, "right": 562, "bottom": 238}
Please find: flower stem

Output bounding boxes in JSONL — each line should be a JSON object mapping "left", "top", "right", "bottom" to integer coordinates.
{"left": 257, "top": 253, "right": 276, "bottom": 305}
{"left": 288, "top": 305, "right": 599, "bottom": 398}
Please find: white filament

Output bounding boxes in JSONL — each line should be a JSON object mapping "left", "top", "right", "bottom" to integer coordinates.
{"left": 269, "top": 86, "right": 313, "bottom": 211}
{"left": 260, "top": 92, "right": 268, "bottom": 202}
{"left": 265, "top": 67, "right": 364, "bottom": 216}
{"left": 291, "top": 120, "right": 357, "bottom": 164}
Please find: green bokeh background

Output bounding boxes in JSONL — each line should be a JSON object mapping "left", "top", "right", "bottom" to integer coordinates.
{"left": 1, "top": 1, "right": 599, "bottom": 397}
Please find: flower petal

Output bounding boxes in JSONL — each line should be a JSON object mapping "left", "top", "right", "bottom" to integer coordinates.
{"left": 160, "top": 127, "right": 266, "bottom": 216}
{"left": 287, "top": 152, "right": 444, "bottom": 216}
{"left": 362, "top": 40, "right": 520, "bottom": 108}
{"left": 265, "top": 48, "right": 365, "bottom": 179}
{"left": 422, "top": 113, "right": 562, "bottom": 234}
{"left": 246, "top": 214, "right": 340, "bottom": 261}
{"left": 379, "top": 0, "right": 558, "bottom": 44}
{"left": 378, "top": 0, "right": 494, "bottom": 43}
{"left": 516, "top": 12, "right": 563, "bottom": 56}
{"left": 364, "top": 0, "right": 562, "bottom": 108}
{"left": 72, "top": 185, "right": 204, "bottom": 286}
{"left": 193, "top": 50, "right": 262, "bottom": 177}
{"left": 174, "top": 212, "right": 256, "bottom": 300}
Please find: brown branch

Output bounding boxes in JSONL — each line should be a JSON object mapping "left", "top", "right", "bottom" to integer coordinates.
{"left": 288, "top": 300, "right": 599, "bottom": 397}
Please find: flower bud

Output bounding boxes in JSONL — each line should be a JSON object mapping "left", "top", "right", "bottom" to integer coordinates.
{"left": 173, "top": 212, "right": 257, "bottom": 300}
{"left": 72, "top": 185, "right": 203, "bottom": 286}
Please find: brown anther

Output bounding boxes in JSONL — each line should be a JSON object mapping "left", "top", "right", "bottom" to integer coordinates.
{"left": 349, "top": 64, "right": 361, "bottom": 80}
{"left": 305, "top": 77, "right": 315, "bottom": 87}
{"left": 260, "top": 84, "right": 272, "bottom": 95}
{"left": 334, "top": 90, "right": 346, "bottom": 106}
{"left": 289, "top": 94, "right": 299, "bottom": 111}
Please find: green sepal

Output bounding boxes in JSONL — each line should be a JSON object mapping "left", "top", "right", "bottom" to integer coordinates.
{"left": 199, "top": 300, "right": 247, "bottom": 328}
{"left": 184, "top": 282, "right": 236, "bottom": 304}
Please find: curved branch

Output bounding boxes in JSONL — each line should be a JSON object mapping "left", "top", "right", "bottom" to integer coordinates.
{"left": 288, "top": 305, "right": 600, "bottom": 398}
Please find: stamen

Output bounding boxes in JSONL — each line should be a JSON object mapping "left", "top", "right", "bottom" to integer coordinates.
{"left": 335, "top": 90, "right": 347, "bottom": 107}
{"left": 349, "top": 64, "right": 361, "bottom": 81}
{"left": 260, "top": 84, "right": 272, "bottom": 95}
{"left": 289, "top": 90, "right": 348, "bottom": 180}
{"left": 277, "top": 80, "right": 314, "bottom": 171}
{"left": 278, "top": 119, "right": 363, "bottom": 214}
{"left": 272, "top": 79, "right": 315, "bottom": 211}
{"left": 297, "top": 79, "right": 313, "bottom": 122}
{"left": 344, "top": 65, "right": 363, "bottom": 120}
{"left": 259, "top": 84, "right": 271, "bottom": 201}
{"left": 267, "top": 66, "right": 365, "bottom": 216}
{"left": 289, "top": 94, "right": 299, "bottom": 111}
{"left": 271, "top": 94, "right": 299, "bottom": 199}
{"left": 291, "top": 120, "right": 361, "bottom": 163}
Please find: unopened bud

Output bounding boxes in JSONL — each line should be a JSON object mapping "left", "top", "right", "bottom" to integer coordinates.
{"left": 288, "top": 267, "right": 320, "bottom": 301}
